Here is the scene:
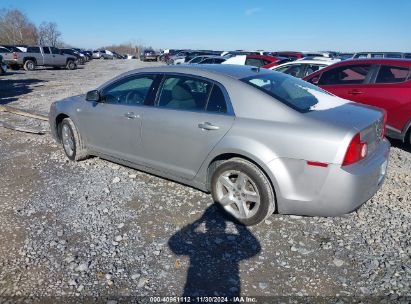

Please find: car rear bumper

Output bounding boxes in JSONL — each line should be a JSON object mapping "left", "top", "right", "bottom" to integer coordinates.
{"left": 267, "top": 139, "right": 390, "bottom": 216}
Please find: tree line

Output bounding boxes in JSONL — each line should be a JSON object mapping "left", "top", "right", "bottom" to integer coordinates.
{"left": 0, "top": 8, "right": 149, "bottom": 55}
{"left": 0, "top": 8, "right": 62, "bottom": 47}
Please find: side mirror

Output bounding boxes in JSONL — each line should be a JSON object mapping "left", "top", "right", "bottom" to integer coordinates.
{"left": 310, "top": 77, "right": 319, "bottom": 85}
{"left": 86, "top": 90, "right": 101, "bottom": 102}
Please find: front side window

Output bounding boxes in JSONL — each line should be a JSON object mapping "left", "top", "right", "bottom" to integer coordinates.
{"left": 384, "top": 53, "right": 402, "bottom": 59}
{"left": 101, "top": 75, "right": 156, "bottom": 105}
{"left": 157, "top": 75, "right": 213, "bottom": 111}
{"left": 242, "top": 72, "right": 337, "bottom": 113}
{"left": 375, "top": 65, "right": 410, "bottom": 83}
{"left": 318, "top": 64, "right": 372, "bottom": 85}
{"left": 43, "top": 47, "right": 50, "bottom": 54}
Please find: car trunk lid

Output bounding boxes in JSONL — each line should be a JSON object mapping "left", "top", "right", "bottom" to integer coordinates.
{"left": 306, "top": 101, "right": 385, "bottom": 157}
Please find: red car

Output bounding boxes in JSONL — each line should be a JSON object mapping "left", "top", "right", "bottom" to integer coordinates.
{"left": 303, "top": 59, "right": 411, "bottom": 147}
{"left": 244, "top": 55, "right": 288, "bottom": 69}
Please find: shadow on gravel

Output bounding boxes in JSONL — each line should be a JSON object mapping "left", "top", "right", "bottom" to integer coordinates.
{"left": 168, "top": 205, "right": 261, "bottom": 297}
{"left": 0, "top": 78, "right": 47, "bottom": 104}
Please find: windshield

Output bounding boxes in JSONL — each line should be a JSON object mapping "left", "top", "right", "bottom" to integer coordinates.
{"left": 241, "top": 72, "right": 348, "bottom": 113}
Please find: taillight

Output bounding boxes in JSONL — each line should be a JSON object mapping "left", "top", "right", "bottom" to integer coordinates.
{"left": 12, "top": 52, "right": 17, "bottom": 60}
{"left": 381, "top": 110, "right": 387, "bottom": 138}
{"left": 342, "top": 133, "right": 368, "bottom": 166}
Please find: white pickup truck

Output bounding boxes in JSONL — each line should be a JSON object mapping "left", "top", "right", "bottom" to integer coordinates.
{"left": 1, "top": 45, "right": 77, "bottom": 71}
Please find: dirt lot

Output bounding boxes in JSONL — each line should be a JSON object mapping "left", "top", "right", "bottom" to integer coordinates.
{"left": 0, "top": 60, "right": 410, "bottom": 301}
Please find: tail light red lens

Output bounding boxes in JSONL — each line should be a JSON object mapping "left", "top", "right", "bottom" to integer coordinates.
{"left": 12, "top": 52, "right": 17, "bottom": 60}
{"left": 342, "top": 133, "right": 368, "bottom": 166}
{"left": 381, "top": 110, "right": 387, "bottom": 138}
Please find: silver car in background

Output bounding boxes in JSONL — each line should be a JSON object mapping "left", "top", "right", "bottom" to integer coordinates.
{"left": 49, "top": 65, "right": 390, "bottom": 225}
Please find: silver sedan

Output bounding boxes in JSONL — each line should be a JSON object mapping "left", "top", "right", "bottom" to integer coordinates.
{"left": 49, "top": 65, "right": 390, "bottom": 225}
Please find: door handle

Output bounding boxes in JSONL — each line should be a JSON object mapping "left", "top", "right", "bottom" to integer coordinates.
{"left": 348, "top": 89, "right": 363, "bottom": 95}
{"left": 124, "top": 112, "right": 137, "bottom": 119}
{"left": 198, "top": 122, "right": 220, "bottom": 130}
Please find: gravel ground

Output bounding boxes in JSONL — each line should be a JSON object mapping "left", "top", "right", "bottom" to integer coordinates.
{"left": 0, "top": 60, "right": 410, "bottom": 302}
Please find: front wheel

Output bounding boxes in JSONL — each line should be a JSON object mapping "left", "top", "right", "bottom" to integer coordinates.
{"left": 211, "top": 158, "right": 275, "bottom": 226}
{"left": 60, "top": 118, "right": 88, "bottom": 161}
{"left": 66, "top": 60, "right": 76, "bottom": 70}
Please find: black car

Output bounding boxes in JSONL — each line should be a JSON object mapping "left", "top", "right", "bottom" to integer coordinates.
{"left": 61, "top": 48, "right": 85, "bottom": 64}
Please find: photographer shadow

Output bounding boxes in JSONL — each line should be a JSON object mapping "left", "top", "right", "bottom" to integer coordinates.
{"left": 168, "top": 205, "right": 261, "bottom": 297}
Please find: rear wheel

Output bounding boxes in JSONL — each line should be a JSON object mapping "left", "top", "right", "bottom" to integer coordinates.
{"left": 210, "top": 158, "right": 275, "bottom": 226}
{"left": 23, "top": 60, "right": 35, "bottom": 71}
{"left": 59, "top": 118, "right": 88, "bottom": 161}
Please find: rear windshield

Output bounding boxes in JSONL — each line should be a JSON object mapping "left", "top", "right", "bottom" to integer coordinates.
{"left": 241, "top": 72, "right": 346, "bottom": 113}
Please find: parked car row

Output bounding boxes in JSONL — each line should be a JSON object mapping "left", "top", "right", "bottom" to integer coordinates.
{"left": 0, "top": 45, "right": 79, "bottom": 71}
{"left": 161, "top": 48, "right": 410, "bottom": 149}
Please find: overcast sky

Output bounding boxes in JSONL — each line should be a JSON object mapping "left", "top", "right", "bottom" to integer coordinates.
{"left": 2, "top": 0, "right": 411, "bottom": 52}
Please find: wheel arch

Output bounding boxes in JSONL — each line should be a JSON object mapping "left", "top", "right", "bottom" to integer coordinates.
{"left": 55, "top": 113, "right": 70, "bottom": 142}
{"left": 204, "top": 152, "right": 279, "bottom": 212}
{"left": 23, "top": 57, "right": 37, "bottom": 64}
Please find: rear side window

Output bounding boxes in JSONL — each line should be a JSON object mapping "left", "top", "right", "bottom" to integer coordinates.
{"left": 157, "top": 75, "right": 212, "bottom": 111}
{"left": 318, "top": 64, "right": 372, "bottom": 85}
{"left": 305, "top": 64, "right": 325, "bottom": 76}
{"left": 375, "top": 65, "right": 410, "bottom": 83}
{"left": 50, "top": 47, "right": 60, "bottom": 54}
{"left": 0, "top": 47, "right": 9, "bottom": 53}
{"left": 27, "top": 47, "right": 40, "bottom": 53}
{"left": 281, "top": 64, "right": 304, "bottom": 78}
{"left": 206, "top": 85, "right": 227, "bottom": 113}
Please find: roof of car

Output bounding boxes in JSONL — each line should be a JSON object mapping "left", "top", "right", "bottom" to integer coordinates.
{"left": 120, "top": 64, "right": 269, "bottom": 81}
{"left": 272, "top": 59, "right": 339, "bottom": 69}
{"left": 332, "top": 58, "right": 411, "bottom": 66}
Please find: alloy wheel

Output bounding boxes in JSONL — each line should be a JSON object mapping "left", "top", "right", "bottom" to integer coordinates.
{"left": 62, "top": 124, "right": 74, "bottom": 157}
{"left": 215, "top": 170, "right": 261, "bottom": 220}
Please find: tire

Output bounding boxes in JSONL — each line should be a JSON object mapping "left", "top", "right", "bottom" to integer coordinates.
{"left": 66, "top": 60, "right": 76, "bottom": 70}
{"left": 23, "top": 60, "right": 35, "bottom": 71}
{"left": 100, "top": 56, "right": 105, "bottom": 60}
{"left": 210, "top": 157, "right": 275, "bottom": 226}
{"left": 406, "top": 128, "right": 411, "bottom": 149}
{"left": 59, "top": 118, "right": 88, "bottom": 161}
